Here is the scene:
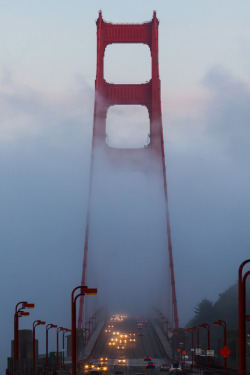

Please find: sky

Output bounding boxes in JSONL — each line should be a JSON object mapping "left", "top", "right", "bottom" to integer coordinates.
{"left": 1, "top": 0, "right": 250, "bottom": 371}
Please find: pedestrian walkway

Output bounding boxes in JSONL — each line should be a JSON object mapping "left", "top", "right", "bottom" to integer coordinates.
{"left": 84, "top": 322, "right": 105, "bottom": 359}
{"left": 151, "top": 320, "right": 172, "bottom": 360}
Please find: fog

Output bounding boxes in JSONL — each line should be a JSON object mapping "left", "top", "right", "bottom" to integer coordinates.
{"left": 1, "top": 1, "right": 250, "bottom": 373}
{"left": 86, "top": 140, "right": 170, "bottom": 317}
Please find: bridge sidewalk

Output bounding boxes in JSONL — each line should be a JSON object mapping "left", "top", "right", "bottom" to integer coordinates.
{"left": 151, "top": 320, "right": 172, "bottom": 361}
{"left": 83, "top": 321, "right": 106, "bottom": 360}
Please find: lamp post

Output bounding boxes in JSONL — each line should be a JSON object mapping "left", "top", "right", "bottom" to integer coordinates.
{"left": 198, "top": 323, "right": 210, "bottom": 368}
{"left": 62, "top": 329, "right": 71, "bottom": 367}
{"left": 71, "top": 286, "right": 97, "bottom": 375}
{"left": 192, "top": 327, "right": 199, "bottom": 368}
{"left": 181, "top": 330, "right": 186, "bottom": 365}
{"left": 76, "top": 329, "right": 84, "bottom": 363}
{"left": 239, "top": 260, "right": 250, "bottom": 374}
{"left": 213, "top": 320, "right": 227, "bottom": 372}
{"left": 56, "top": 327, "right": 65, "bottom": 367}
{"left": 33, "top": 320, "right": 45, "bottom": 375}
{"left": 185, "top": 328, "right": 194, "bottom": 367}
{"left": 46, "top": 323, "right": 57, "bottom": 366}
{"left": 14, "top": 301, "right": 35, "bottom": 361}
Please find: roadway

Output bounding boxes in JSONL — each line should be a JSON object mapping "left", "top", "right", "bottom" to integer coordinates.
{"left": 87, "top": 315, "right": 171, "bottom": 375}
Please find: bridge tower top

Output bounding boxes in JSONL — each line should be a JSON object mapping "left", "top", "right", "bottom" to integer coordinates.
{"left": 94, "top": 11, "right": 162, "bottom": 150}
{"left": 96, "top": 11, "right": 159, "bottom": 91}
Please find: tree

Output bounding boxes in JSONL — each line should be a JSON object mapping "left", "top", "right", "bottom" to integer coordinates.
{"left": 186, "top": 298, "right": 215, "bottom": 328}
{"left": 194, "top": 298, "right": 215, "bottom": 324}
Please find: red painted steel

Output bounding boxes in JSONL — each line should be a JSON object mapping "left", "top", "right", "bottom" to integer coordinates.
{"left": 78, "top": 11, "right": 179, "bottom": 329}
{"left": 238, "top": 261, "right": 250, "bottom": 374}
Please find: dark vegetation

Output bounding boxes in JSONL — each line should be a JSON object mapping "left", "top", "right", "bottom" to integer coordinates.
{"left": 186, "top": 280, "right": 250, "bottom": 330}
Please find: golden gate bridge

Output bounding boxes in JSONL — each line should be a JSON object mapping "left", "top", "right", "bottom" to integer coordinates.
{"left": 78, "top": 11, "right": 178, "bottom": 331}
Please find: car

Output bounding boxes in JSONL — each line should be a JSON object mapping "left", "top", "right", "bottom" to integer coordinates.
{"left": 84, "top": 363, "right": 95, "bottom": 370}
{"left": 117, "top": 358, "right": 126, "bottom": 364}
{"left": 144, "top": 356, "right": 151, "bottom": 361}
{"left": 96, "top": 364, "right": 108, "bottom": 372}
{"left": 169, "top": 363, "right": 182, "bottom": 372}
{"left": 146, "top": 361, "right": 155, "bottom": 369}
{"left": 119, "top": 339, "right": 127, "bottom": 344}
{"left": 100, "top": 357, "right": 108, "bottom": 362}
{"left": 138, "top": 332, "right": 144, "bottom": 336}
{"left": 117, "top": 345, "right": 125, "bottom": 350}
{"left": 160, "top": 364, "right": 170, "bottom": 372}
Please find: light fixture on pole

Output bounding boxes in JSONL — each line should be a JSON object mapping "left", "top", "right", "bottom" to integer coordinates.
{"left": 33, "top": 320, "right": 45, "bottom": 375}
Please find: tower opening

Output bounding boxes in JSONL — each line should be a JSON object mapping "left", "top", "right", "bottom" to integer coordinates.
{"left": 106, "top": 105, "right": 150, "bottom": 149}
{"left": 104, "top": 44, "right": 151, "bottom": 84}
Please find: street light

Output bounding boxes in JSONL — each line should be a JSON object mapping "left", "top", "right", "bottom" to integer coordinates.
{"left": 46, "top": 323, "right": 57, "bottom": 366}
{"left": 56, "top": 327, "right": 65, "bottom": 367}
{"left": 198, "top": 323, "right": 210, "bottom": 368}
{"left": 14, "top": 301, "right": 35, "bottom": 360}
{"left": 192, "top": 327, "right": 200, "bottom": 368}
{"left": 33, "top": 320, "right": 45, "bottom": 375}
{"left": 71, "top": 285, "right": 97, "bottom": 375}
{"left": 213, "top": 320, "right": 227, "bottom": 372}
{"left": 184, "top": 328, "right": 194, "bottom": 367}
{"left": 62, "top": 329, "right": 71, "bottom": 367}
{"left": 76, "top": 329, "right": 84, "bottom": 363}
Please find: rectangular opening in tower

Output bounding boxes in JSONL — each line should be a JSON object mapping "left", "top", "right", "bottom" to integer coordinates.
{"left": 104, "top": 44, "right": 151, "bottom": 84}
{"left": 106, "top": 105, "right": 150, "bottom": 149}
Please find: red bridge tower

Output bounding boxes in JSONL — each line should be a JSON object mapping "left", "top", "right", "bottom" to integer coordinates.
{"left": 79, "top": 11, "right": 179, "bottom": 329}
